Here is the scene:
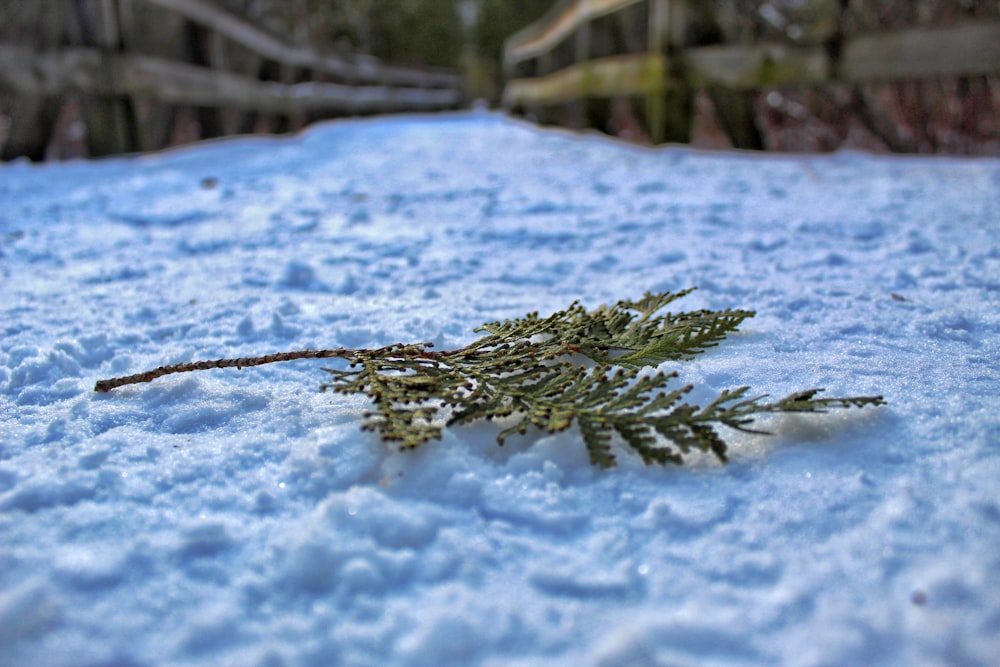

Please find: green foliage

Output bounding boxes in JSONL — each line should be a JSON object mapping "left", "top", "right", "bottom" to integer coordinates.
{"left": 370, "top": 0, "right": 463, "bottom": 68}
{"left": 303, "top": 0, "right": 463, "bottom": 68}
{"left": 473, "top": 0, "right": 554, "bottom": 63}
{"left": 318, "top": 289, "right": 884, "bottom": 468}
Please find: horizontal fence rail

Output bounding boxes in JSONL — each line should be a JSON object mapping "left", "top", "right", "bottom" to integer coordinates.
{"left": 503, "top": 52, "right": 666, "bottom": 106}
{"left": 502, "top": 0, "right": 1000, "bottom": 149}
{"left": 0, "top": 0, "right": 463, "bottom": 159}
{"left": 504, "top": 0, "right": 647, "bottom": 65}
{"left": 141, "top": 0, "right": 459, "bottom": 89}
{"left": 0, "top": 45, "right": 462, "bottom": 114}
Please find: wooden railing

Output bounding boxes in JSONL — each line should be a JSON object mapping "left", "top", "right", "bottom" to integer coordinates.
{"left": 502, "top": 0, "right": 1000, "bottom": 148}
{"left": 0, "top": 0, "right": 463, "bottom": 159}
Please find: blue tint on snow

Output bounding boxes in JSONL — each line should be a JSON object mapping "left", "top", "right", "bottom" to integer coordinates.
{"left": 1, "top": 112, "right": 998, "bottom": 667}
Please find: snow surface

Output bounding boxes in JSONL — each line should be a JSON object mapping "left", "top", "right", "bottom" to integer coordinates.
{"left": 1, "top": 111, "right": 998, "bottom": 667}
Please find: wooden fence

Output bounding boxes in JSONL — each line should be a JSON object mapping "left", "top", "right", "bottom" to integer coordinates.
{"left": 0, "top": 0, "right": 463, "bottom": 160}
{"left": 502, "top": 0, "right": 1000, "bottom": 148}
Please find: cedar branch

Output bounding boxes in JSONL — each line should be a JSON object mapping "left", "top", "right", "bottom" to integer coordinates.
{"left": 92, "top": 290, "right": 885, "bottom": 468}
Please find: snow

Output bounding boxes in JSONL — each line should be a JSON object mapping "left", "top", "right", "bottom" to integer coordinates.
{"left": 1, "top": 111, "right": 998, "bottom": 667}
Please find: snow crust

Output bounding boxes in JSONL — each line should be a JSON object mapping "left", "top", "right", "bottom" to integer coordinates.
{"left": 1, "top": 112, "right": 998, "bottom": 667}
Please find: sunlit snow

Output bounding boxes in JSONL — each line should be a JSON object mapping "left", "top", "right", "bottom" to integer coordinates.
{"left": 1, "top": 112, "right": 998, "bottom": 667}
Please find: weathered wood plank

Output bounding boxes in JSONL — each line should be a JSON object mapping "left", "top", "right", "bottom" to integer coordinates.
{"left": 502, "top": 20, "right": 1000, "bottom": 109}
{"left": 685, "top": 42, "right": 830, "bottom": 90}
{"left": 503, "top": 52, "right": 665, "bottom": 107}
{"left": 138, "top": 0, "right": 459, "bottom": 89}
{"left": 503, "top": 43, "right": 825, "bottom": 108}
{"left": 129, "top": 56, "right": 463, "bottom": 112}
{"left": 0, "top": 45, "right": 462, "bottom": 114}
{"left": 840, "top": 21, "right": 1000, "bottom": 83}
{"left": 505, "top": 0, "right": 647, "bottom": 67}
{"left": 0, "top": 45, "right": 113, "bottom": 96}
{"left": 125, "top": 54, "right": 287, "bottom": 111}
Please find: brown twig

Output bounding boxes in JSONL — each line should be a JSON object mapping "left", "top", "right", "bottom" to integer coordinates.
{"left": 93, "top": 342, "right": 461, "bottom": 393}
{"left": 94, "top": 348, "right": 362, "bottom": 393}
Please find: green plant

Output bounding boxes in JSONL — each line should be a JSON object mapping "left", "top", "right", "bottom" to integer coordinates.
{"left": 95, "top": 289, "right": 884, "bottom": 468}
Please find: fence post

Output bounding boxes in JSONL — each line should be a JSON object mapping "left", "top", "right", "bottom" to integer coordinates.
{"left": 648, "top": 0, "right": 694, "bottom": 144}
{"left": 647, "top": 0, "right": 666, "bottom": 143}
{"left": 183, "top": 21, "right": 228, "bottom": 139}
{"left": 75, "top": 0, "right": 141, "bottom": 156}
{"left": 0, "top": 96, "right": 64, "bottom": 162}
{"left": 707, "top": 87, "right": 764, "bottom": 150}
{"left": 574, "top": 0, "right": 592, "bottom": 130}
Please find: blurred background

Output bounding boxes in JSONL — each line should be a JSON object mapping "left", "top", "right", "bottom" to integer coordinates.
{"left": 0, "top": 0, "right": 997, "bottom": 160}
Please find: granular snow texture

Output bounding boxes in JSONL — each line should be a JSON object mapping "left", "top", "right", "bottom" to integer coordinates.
{"left": 1, "top": 112, "right": 998, "bottom": 667}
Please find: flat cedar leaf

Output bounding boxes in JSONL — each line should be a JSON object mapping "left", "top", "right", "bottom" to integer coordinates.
{"left": 618, "top": 288, "right": 698, "bottom": 315}
{"left": 96, "top": 288, "right": 886, "bottom": 469}
{"left": 578, "top": 416, "right": 617, "bottom": 468}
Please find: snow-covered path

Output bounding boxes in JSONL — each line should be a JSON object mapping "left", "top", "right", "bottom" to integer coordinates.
{"left": 2, "top": 112, "right": 998, "bottom": 666}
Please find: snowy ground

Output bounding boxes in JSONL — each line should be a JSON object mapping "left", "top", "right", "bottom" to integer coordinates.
{"left": 1, "top": 111, "right": 998, "bottom": 667}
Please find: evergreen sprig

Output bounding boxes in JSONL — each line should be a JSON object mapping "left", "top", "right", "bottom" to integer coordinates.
{"left": 95, "top": 289, "right": 885, "bottom": 468}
